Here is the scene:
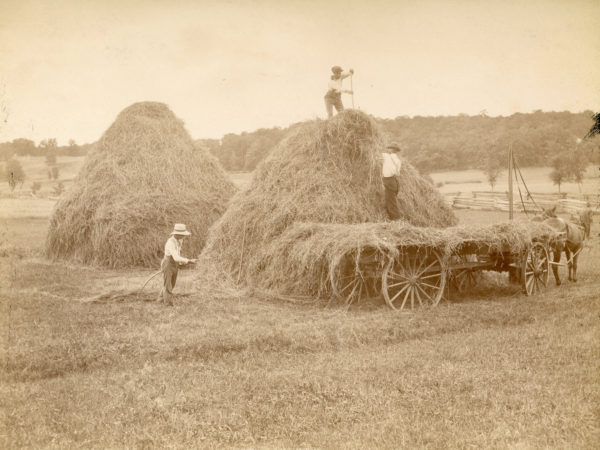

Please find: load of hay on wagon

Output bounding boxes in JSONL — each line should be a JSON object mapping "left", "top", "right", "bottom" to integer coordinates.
{"left": 201, "top": 110, "right": 458, "bottom": 299}
{"left": 46, "top": 102, "right": 236, "bottom": 268}
{"left": 273, "top": 218, "right": 559, "bottom": 305}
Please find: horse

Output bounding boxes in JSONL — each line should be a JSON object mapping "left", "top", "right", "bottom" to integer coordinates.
{"left": 543, "top": 209, "right": 593, "bottom": 285}
{"left": 531, "top": 205, "right": 558, "bottom": 222}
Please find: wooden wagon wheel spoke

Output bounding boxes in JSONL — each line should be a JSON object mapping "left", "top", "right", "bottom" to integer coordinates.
{"left": 389, "top": 283, "right": 411, "bottom": 304}
{"left": 526, "top": 273, "right": 536, "bottom": 294}
{"left": 449, "top": 253, "right": 483, "bottom": 293}
{"left": 382, "top": 248, "right": 447, "bottom": 310}
{"left": 521, "top": 242, "right": 549, "bottom": 296}
{"left": 414, "top": 284, "right": 430, "bottom": 307}
{"left": 400, "top": 287, "right": 411, "bottom": 310}
{"left": 414, "top": 254, "right": 428, "bottom": 274}
{"left": 420, "top": 272, "right": 444, "bottom": 280}
{"left": 419, "top": 280, "right": 442, "bottom": 290}
{"left": 331, "top": 261, "right": 376, "bottom": 304}
{"left": 342, "top": 278, "right": 360, "bottom": 297}
{"left": 416, "top": 259, "right": 440, "bottom": 277}
{"left": 388, "top": 279, "right": 410, "bottom": 289}
{"left": 454, "top": 269, "right": 478, "bottom": 291}
{"left": 388, "top": 271, "right": 410, "bottom": 281}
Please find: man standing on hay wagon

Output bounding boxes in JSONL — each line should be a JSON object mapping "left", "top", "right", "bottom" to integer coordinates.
{"left": 157, "top": 223, "right": 197, "bottom": 306}
{"left": 324, "top": 65, "right": 354, "bottom": 118}
{"left": 381, "top": 143, "right": 403, "bottom": 220}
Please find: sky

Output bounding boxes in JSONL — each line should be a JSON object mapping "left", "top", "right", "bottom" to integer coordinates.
{"left": 0, "top": 0, "right": 599, "bottom": 145}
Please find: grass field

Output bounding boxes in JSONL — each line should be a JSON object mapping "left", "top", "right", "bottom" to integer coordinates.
{"left": 1, "top": 201, "right": 599, "bottom": 448}
{"left": 0, "top": 156, "right": 84, "bottom": 198}
{"left": 431, "top": 165, "right": 599, "bottom": 196}
{"left": 4, "top": 156, "right": 598, "bottom": 197}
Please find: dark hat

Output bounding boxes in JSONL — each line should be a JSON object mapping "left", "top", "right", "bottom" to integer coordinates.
{"left": 331, "top": 66, "right": 343, "bottom": 74}
{"left": 386, "top": 142, "right": 403, "bottom": 153}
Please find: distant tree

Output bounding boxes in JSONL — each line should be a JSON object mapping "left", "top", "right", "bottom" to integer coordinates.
{"left": 5, "top": 159, "right": 25, "bottom": 190}
{"left": 549, "top": 169, "right": 565, "bottom": 193}
{"left": 565, "top": 147, "right": 589, "bottom": 192}
{"left": 549, "top": 156, "right": 569, "bottom": 193}
{"left": 31, "top": 181, "right": 41, "bottom": 195}
{"left": 41, "top": 138, "right": 58, "bottom": 165}
{"left": 483, "top": 157, "right": 503, "bottom": 191}
{"left": 11, "top": 138, "right": 35, "bottom": 156}
{"left": 51, "top": 166, "right": 60, "bottom": 180}
{"left": 52, "top": 182, "right": 65, "bottom": 197}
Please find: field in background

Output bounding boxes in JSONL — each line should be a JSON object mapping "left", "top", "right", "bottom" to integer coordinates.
{"left": 431, "top": 165, "right": 599, "bottom": 195}
{"left": 1, "top": 196, "right": 599, "bottom": 447}
{"left": 2, "top": 156, "right": 597, "bottom": 197}
{"left": 0, "top": 156, "right": 84, "bottom": 198}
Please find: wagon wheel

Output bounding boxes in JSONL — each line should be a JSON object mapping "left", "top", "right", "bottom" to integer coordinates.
{"left": 331, "top": 259, "right": 380, "bottom": 304}
{"left": 331, "top": 270, "right": 371, "bottom": 304}
{"left": 450, "top": 254, "right": 482, "bottom": 293}
{"left": 521, "top": 242, "right": 550, "bottom": 296}
{"left": 382, "top": 247, "right": 446, "bottom": 310}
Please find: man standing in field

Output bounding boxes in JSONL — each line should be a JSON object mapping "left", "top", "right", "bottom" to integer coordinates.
{"left": 157, "top": 223, "right": 197, "bottom": 306}
{"left": 324, "top": 66, "right": 354, "bottom": 118}
{"left": 381, "top": 143, "right": 403, "bottom": 221}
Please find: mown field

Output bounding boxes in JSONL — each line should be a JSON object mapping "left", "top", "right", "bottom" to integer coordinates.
{"left": 1, "top": 201, "right": 599, "bottom": 448}
{"left": 2, "top": 155, "right": 598, "bottom": 198}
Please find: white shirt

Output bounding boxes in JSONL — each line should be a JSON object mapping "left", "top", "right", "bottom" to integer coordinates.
{"left": 164, "top": 236, "right": 189, "bottom": 263}
{"left": 381, "top": 152, "right": 403, "bottom": 177}
{"left": 327, "top": 71, "right": 351, "bottom": 93}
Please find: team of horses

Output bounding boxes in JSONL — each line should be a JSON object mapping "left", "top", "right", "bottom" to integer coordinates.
{"left": 532, "top": 206, "right": 593, "bottom": 285}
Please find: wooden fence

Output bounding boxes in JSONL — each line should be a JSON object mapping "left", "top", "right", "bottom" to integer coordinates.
{"left": 445, "top": 191, "right": 600, "bottom": 215}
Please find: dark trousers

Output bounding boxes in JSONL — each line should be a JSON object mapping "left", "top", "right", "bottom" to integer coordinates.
{"left": 158, "top": 256, "right": 178, "bottom": 305}
{"left": 383, "top": 176, "right": 401, "bottom": 221}
{"left": 324, "top": 93, "right": 344, "bottom": 118}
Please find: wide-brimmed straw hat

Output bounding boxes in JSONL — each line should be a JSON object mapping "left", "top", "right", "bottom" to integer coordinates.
{"left": 170, "top": 223, "right": 191, "bottom": 236}
{"left": 331, "top": 65, "right": 343, "bottom": 74}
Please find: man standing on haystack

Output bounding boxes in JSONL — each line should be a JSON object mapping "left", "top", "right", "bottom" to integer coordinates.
{"left": 381, "top": 143, "right": 403, "bottom": 221}
{"left": 324, "top": 66, "right": 354, "bottom": 118}
{"left": 157, "top": 223, "right": 197, "bottom": 306}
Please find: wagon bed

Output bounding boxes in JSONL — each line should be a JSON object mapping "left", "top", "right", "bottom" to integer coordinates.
{"left": 281, "top": 220, "right": 561, "bottom": 310}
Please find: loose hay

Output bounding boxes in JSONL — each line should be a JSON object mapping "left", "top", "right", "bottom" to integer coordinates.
{"left": 267, "top": 219, "right": 559, "bottom": 299}
{"left": 201, "top": 110, "right": 458, "bottom": 298}
{"left": 47, "top": 102, "right": 236, "bottom": 267}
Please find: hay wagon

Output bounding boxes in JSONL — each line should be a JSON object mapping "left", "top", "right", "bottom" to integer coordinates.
{"left": 330, "top": 224, "right": 559, "bottom": 310}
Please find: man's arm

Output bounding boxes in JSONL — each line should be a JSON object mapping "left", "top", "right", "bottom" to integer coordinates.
{"left": 340, "top": 69, "right": 354, "bottom": 79}
{"left": 165, "top": 239, "right": 189, "bottom": 264}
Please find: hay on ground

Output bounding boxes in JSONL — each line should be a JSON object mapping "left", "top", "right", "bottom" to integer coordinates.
{"left": 47, "top": 102, "right": 236, "bottom": 268}
{"left": 201, "top": 110, "right": 458, "bottom": 297}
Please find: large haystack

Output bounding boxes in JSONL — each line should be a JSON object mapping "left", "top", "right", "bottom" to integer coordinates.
{"left": 47, "top": 102, "right": 236, "bottom": 267}
{"left": 202, "top": 110, "right": 457, "bottom": 295}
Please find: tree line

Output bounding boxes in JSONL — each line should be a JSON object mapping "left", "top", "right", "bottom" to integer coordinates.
{"left": 0, "top": 138, "right": 92, "bottom": 160}
{"left": 197, "top": 110, "right": 599, "bottom": 174}
{"left": 2, "top": 111, "right": 598, "bottom": 193}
